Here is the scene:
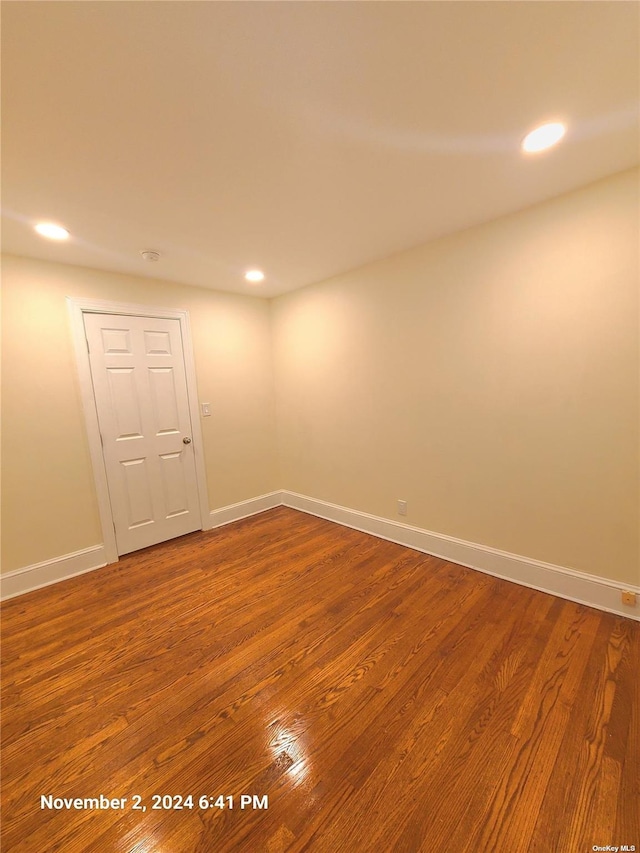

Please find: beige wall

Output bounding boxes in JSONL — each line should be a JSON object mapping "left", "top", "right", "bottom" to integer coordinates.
{"left": 2, "top": 170, "right": 638, "bottom": 584}
{"left": 1, "top": 256, "right": 277, "bottom": 573}
{"left": 272, "top": 169, "right": 639, "bottom": 585}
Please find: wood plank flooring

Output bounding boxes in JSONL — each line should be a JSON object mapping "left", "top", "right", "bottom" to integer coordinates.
{"left": 2, "top": 507, "right": 638, "bottom": 852}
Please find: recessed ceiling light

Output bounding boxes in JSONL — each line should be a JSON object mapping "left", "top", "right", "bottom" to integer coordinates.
{"left": 34, "top": 222, "right": 69, "bottom": 240}
{"left": 521, "top": 122, "right": 566, "bottom": 153}
{"left": 245, "top": 269, "right": 265, "bottom": 283}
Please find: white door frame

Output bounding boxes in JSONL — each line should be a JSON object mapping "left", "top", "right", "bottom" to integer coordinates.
{"left": 67, "top": 297, "right": 211, "bottom": 564}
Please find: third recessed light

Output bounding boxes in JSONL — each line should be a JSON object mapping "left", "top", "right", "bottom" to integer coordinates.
{"left": 35, "top": 222, "right": 69, "bottom": 240}
{"left": 521, "top": 122, "right": 566, "bottom": 153}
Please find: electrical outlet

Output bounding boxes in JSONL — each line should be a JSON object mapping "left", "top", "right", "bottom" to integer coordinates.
{"left": 621, "top": 590, "right": 637, "bottom": 607}
{"left": 397, "top": 500, "right": 407, "bottom": 516}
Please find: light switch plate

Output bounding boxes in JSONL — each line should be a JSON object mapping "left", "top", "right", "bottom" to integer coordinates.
{"left": 201, "top": 403, "right": 211, "bottom": 417}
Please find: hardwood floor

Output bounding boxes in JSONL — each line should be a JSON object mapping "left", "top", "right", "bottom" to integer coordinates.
{"left": 2, "top": 507, "right": 638, "bottom": 853}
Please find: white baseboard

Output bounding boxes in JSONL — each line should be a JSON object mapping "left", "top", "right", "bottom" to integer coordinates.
{"left": 0, "top": 493, "right": 282, "bottom": 601}
{"left": 208, "top": 491, "right": 284, "bottom": 529}
{"left": 1, "top": 545, "right": 107, "bottom": 601}
{"left": 4, "top": 492, "right": 637, "bottom": 621}
{"left": 281, "top": 491, "right": 640, "bottom": 621}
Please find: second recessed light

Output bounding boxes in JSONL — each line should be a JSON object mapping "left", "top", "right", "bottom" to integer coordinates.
{"left": 521, "top": 122, "right": 566, "bottom": 153}
{"left": 245, "top": 269, "right": 265, "bottom": 282}
{"left": 35, "top": 222, "right": 69, "bottom": 240}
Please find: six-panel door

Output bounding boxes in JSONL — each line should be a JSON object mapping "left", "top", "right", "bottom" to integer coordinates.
{"left": 84, "top": 313, "right": 201, "bottom": 555}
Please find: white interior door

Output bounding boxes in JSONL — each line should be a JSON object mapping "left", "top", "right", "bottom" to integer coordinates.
{"left": 84, "top": 313, "right": 202, "bottom": 555}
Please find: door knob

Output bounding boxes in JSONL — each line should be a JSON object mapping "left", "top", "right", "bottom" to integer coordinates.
{"left": 183, "top": 437, "right": 192, "bottom": 444}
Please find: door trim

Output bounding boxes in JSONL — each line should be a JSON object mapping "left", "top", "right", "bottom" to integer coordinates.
{"left": 67, "top": 297, "right": 211, "bottom": 564}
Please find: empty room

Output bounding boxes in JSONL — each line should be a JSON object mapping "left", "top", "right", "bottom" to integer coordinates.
{"left": 1, "top": 2, "right": 638, "bottom": 852}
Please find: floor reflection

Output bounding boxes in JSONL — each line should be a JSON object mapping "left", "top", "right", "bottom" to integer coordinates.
{"left": 267, "top": 716, "right": 310, "bottom": 785}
